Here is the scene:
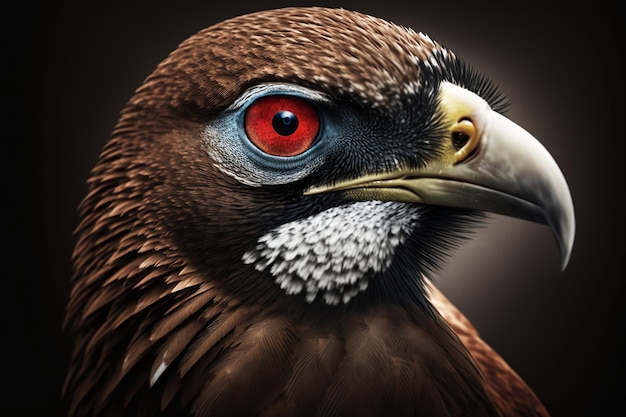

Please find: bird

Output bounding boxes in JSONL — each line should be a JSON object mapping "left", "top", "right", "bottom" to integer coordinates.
{"left": 63, "top": 6, "right": 575, "bottom": 417}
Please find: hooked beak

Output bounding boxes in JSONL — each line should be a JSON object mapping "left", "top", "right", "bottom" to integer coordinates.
{"left": 305, "top": 81, "right": 575, "bottom": 270}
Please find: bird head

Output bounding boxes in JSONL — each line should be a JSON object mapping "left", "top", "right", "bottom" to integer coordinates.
{"left": 76, "top": 7, "right": 574, "bottom": 313}
{"left": 65, "top": 8, "right": 577, "bottom": 416}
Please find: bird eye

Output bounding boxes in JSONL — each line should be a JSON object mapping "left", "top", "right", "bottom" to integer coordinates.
{"left": 244, "top": 95, "right": 320, "bottom": 157}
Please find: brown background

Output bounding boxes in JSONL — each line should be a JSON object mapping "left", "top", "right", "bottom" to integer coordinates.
{"left": 4, "top": 1, "right": 624, "bottom": 416}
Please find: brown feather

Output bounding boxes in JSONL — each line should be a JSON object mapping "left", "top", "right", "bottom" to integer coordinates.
{"left": 149, "top": 289, "right": 215, "bottom": 342}
{"left": 179, "top": 307, "right": 250, "bottom": 377}
{"left": 192, "top": 316, "right": 298, "bottom": 416}
{"left": 283, "top": 330, "right": 345, "bottom": 416}
{"left": 315, "top": 306, "right": 501, "bottom": 417}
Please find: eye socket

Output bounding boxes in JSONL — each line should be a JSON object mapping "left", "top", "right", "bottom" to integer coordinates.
{"left": 244, "top": 95, "right": 320, "bottom": 157}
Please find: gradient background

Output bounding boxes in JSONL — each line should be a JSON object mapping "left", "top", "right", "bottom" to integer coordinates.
{"left": 4, "top": 1, "right": 624, "bottom": 416}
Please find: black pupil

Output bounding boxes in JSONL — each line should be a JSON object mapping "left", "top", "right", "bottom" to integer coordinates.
{"left": 272, "top": 111, "right": 299, "bottom": 136}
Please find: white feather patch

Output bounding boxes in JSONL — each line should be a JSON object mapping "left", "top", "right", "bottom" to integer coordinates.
{"left": 243, "top": 201, "right": 421, "bottom": 305}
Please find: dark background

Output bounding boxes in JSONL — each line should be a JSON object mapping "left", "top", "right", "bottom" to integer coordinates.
{"left": 4, "top": 1, "right": 624, "bottom": 416}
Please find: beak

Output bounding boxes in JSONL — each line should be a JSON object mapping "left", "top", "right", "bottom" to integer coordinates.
{"left": 305, "top": 81, "right": 575, "bottom": 270}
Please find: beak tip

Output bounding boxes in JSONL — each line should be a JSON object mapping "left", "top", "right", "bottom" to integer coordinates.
{"left": 559, "top": 251, "right": 571, "bottom": 272}
{"left": 555, "top": 208, "right": 575, "bottom": 272}
{"left": 559, "top": 235, "right": 575, "bottom": 272}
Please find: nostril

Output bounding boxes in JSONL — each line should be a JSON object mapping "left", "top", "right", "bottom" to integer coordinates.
{"left": 452, "top": 130, "right": 470, "bottom": 151}
{"left": 451, "top": 118, "right": 479, "bottom": 163}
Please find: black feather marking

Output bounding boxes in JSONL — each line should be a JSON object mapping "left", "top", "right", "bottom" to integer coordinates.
{"left": 446, "top": 59, "right": 510, "bottom": 114}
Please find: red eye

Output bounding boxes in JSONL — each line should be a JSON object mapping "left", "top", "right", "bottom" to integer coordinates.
{"left": 244, "top": 95, "right": 320, "bottom": 157}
